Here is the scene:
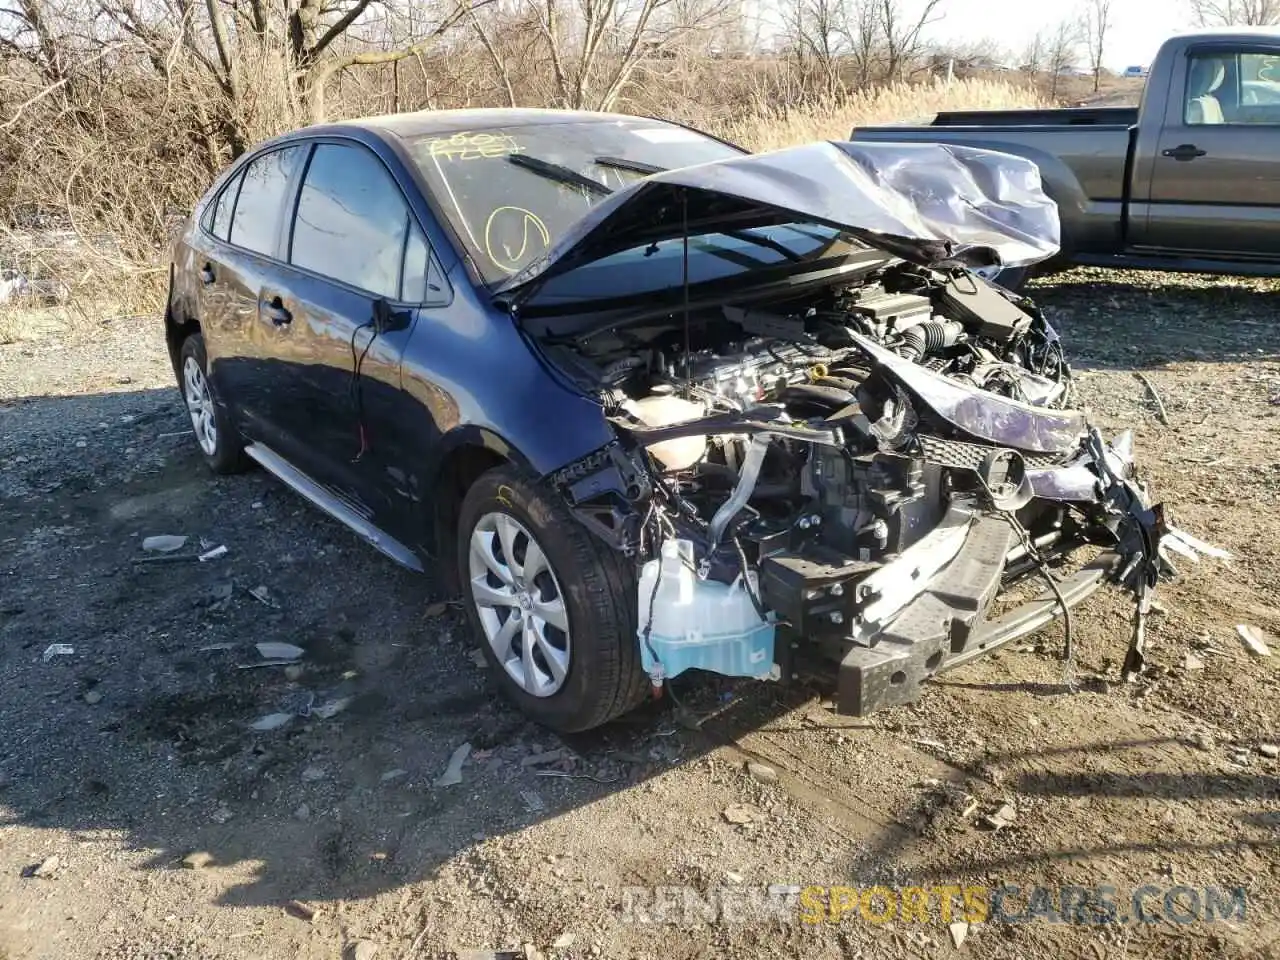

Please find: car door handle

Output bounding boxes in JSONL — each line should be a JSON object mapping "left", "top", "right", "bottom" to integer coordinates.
{"left": 261, "top": 297, "right": 292, "bottom": 326}
{"left": 199, "top": 264, "right": 216, "bottom": 286}
{"left": 1162, "top": 144, "right": 1207, "bottom": 161}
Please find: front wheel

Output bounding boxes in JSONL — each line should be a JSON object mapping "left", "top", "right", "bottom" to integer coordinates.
{"left": 457, "top": 464, "right": 648, "bottom": 732}
{"left": 178, "top": 333, "right": 246, "bottom": 475}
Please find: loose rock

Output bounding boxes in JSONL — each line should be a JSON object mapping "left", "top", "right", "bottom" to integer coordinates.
{"left": 949, "top": 920, "right": 969, "bottom": 948}
{"left": 142, "top": 535, "right": 187, "bottom": 553}
{"left": 746, "top": 761, "right": 778, "bottom": 784}
{"left": 286, "top": 900, "right": 319, "bottom": 922}
{"left": 29, "top": 855, "right": 60, "bottom": 879}
{"left": 301, "top": 765, "right": 327, "bottom": 782}
{"left": 1259, "top": 744, "right": 1279, "bottom": 760}
{"left": 182, "top": 851, "right": 214, "bottom": 869}
{"left": 979, "top": 803, "right": 1016, "bottom": 831}
{"left": 256, "top": 642, "right": 304, "bottom": 661}
{"left": 251, "top": 712, "right": 292, "bottom": 732}
{"left": 436, "top": 743, "right": 472, "bottom": 787}
{"left": 551, "top": 933, "right": 576, "bottom": 949}
{"left": 1183, "top": 652, "right": 1205, "bottom": 671}
{"left": 83, "top": 690, "right": 103, "bottom": 705}
{"left": 347, "top": 941, "right": 379, "bottom": 960}
{"left": 293, "top": 803, "right": 311, "bottom": 821}
{"left": 210, "top": 805, "right": 233, "bottom": 824}
{"left": 722, "top": 804, "right": 758, "bottom": 825}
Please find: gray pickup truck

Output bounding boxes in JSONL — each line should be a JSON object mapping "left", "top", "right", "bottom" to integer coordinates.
{"left": 850, "top": 29, "right": 1280, "bottom": 286}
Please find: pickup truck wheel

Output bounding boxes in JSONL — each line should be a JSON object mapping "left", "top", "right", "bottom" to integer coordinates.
{"left": 457, "top": 464, "right": 648, "bottom": 732}
{"left": 178, "top": 333, "right": 247, "bottom": 475}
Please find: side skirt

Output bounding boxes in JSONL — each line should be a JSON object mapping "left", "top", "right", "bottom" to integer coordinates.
{"left": 243, "top": 442, "right": 424, "bottom": 573}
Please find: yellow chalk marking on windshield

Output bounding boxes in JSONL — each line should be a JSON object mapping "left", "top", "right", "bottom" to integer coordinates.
{"left": 426, "top": 131, "right": 520, "bottom": 161}
{"left": 483, "top": 206, "right": 550, "bottom": 274}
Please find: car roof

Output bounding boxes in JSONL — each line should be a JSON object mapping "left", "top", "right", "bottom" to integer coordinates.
{"left": 332, "top": 108, "right": 665, "bottom": 140}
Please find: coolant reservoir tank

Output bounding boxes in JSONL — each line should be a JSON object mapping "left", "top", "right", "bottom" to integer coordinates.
{"left": 637, "top": 539, "right": 776, "bottom": 682}
{"left": 622, "top": 395, "right": 708, "bottom": 471}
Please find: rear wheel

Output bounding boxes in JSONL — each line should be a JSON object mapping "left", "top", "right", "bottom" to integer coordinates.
{"left": 457, "top": 464, "right": 648, "bottom": 732}
{"left": 178, "top": 333, "right": 246, "bottom": 475}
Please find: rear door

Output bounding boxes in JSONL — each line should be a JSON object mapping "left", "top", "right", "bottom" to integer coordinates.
{"left": 1136, "top": 43, "right": 1280, "bottom": 257}
{"left": 201, "top": 143, "right": 308, "bottom": 446}
{"left": 268, "top": 139, "right": 448, "bottom": 527}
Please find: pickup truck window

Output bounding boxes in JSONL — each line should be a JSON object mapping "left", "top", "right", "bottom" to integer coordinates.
{"left": 1186, "top": 50, "right": 1280, "bottom": 125}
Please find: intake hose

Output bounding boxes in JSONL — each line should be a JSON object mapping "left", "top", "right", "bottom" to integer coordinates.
{"left": 776, "top": 383, "right": 856, "bottom": 411}
{"left": 895, "top": 320, "right": 965, "bottom": 362}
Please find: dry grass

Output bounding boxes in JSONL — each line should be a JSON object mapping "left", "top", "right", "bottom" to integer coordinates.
{"left": 720, "top": 77, "right": 1048, "bottom": 151}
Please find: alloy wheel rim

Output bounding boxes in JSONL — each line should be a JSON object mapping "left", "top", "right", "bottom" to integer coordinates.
{"left": 468, "top": 511, "right": 571, "bottom": 698}
{"left": 182, "top": 355, "right": 218, "bottom": 456}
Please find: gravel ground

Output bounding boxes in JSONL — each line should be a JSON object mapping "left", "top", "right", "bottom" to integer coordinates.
{"left": 0, "top": 267, "right": 1278, "bottom": 960}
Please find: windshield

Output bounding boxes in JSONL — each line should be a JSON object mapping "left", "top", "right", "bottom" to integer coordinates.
{"left": 405, "top": 119, "right": 745, "bottom": 284}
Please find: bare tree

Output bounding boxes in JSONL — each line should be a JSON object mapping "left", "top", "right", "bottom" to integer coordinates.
{"left": 1021, "top": 29, "right": 1047, "bottom": 74}
{"left": 1085, "top": 0, "right": 1112, "bottom": 92}
{"left": 1188, "top": 0, "right": 1280, "bottom": 24}
{"left": 877, "top": 0, "right": 945, "bottom": 83}
{"left": 1044, "top": 17, "right": 1083, "bottom": 100}
{"left": 779, "top": 0, "right": 847, "bottom": 98}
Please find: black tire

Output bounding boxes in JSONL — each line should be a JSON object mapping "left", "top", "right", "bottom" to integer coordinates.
{"left": 178, "top": 333, "right": 247, "bottom": 475}
{"left": 457, "top": 464, "right": 649, "bottom": 732}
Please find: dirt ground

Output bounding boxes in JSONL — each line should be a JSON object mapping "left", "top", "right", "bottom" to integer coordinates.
{"left": 1, "top": 266, "right": 1278, "bottom": 960}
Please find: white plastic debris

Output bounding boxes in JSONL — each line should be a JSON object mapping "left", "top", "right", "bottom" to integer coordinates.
{"left": 42, "top": 644, "right": 74, "bottom": 662}
{"left": 248, "top": 585, "right": 276, "bottom": 607}
{"left": 198, "top": 545, "right": 228, "bottom": 562}
{"left": 250, "top": 713, "right": 292, "bottom": 732}
{"left": 949, "top": 920, "right": 969, "bottom": 948}
{"left": 256, "top": 642, "right": 304, "bottom": 661}
{"left": 312, "top": 696, "right": 352, "bottom": 720}
{"left": 435, "top": 743, "right": 472, "bottom": 787}
{"left": 1237, "top": 625, "right": 1272, "bottom": 658}
{"left": 142, "top": 535, "right": 187, "bottom": 553}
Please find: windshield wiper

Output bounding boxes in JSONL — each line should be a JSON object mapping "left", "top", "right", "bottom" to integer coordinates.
{"left": 506, "top": 153, "right": 612, "bottom": 196}
{"left": 594, "top": 156, "right": 667, "bottom": 176}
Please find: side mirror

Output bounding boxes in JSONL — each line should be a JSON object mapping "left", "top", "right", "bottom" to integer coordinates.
{"left": 372, "top": 298, "right": 410, "bottom": 334}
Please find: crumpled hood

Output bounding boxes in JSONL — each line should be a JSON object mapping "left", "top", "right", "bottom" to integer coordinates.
{"left": 493, "top": 140, "right": 1061, "bottom": 299}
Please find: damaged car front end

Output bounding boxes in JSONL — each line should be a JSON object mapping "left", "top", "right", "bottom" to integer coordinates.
{"left": 502, "top": 139, "right": 1223, "bottom": 718}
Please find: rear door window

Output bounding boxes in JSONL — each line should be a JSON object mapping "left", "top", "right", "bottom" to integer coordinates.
{"left": 228, "top": 145, "right": 305, "bottom": 256}
{"left": 209, "top": 173, "right": 241, "bottom": 241}
{"left": 288, "top": 142, "right": 410, "bottom": 299}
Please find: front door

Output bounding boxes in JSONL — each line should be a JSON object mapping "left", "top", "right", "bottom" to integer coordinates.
{"left": 264, "top": 140, "right": 433, "bottom": 528}
{"left": 1137, "top": 43, "right": 1280, "bottom": 257}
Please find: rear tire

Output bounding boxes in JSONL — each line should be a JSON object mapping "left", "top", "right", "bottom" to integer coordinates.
{"left": 457, "top": 464, "right": 648, "bottom": 732}
{"left": 178, "top": 333, "right": 246, "bottom": 475}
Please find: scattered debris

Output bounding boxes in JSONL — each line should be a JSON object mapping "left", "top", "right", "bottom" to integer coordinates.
{"left": 26, "top": 855, "right": 60, "bottom": 879}
{"left": 250, "top": 713, "right": 292, "bottom": 732}
{"left": 41, "top": 643, "right": 74, "bottom": 662}
{"left": 312, "top": 696, "right": 352, "bottom": 720}
{"left": 551, "top": 933, "right": 576, "bottom": 950}
{"left": 210, "top": 805, "right": 233, "bottom": 824}
{"left": 722, "top": 804, "right": 759, "bottom": 825}
{"left": 293, "top": 803, "right": 311, "bottom": 821}
{"left": 286, "top": 900, "right": 319, "bottom": 922}
{"left": 949, "top": 920, "right": 969, "bottom": 949}
{"left": 248, "top": 585, "right": 277, "bottom": 608}
{"left": 380, "top": 768, "right": 408, "bottom": 783}
{"left": 746, "top": 761, "right": 778, "bottom": 784}
{"left": 1134, "top": 371, "right": 1169, "bottom": 426}
{"left": 198, "top": 544, "right": 228, "bottom": 562}
{"left": 346, "top": 941, "right": 379, "bottom": 960}
{"left": 1237, "top": 624, "right": 1272, "bottom": 658}
{"left": 1259, "top": 744, "right": 1280, "bottom": 760}
{"left": 979, "top": 802, "right": 1017, "bottom": 831}
{"left": 519, "top": 789, "right": 545, "bottom": 813}
{"left": 521, "top": 748, "right": 570, "bottom": 768}
{"left": 256, "top": 642, "right": 305, "bottom": 661}
{"left": 1193, "top": 732, "right": 1215, "bottom": 752}
{"left": 425, "top": 601, "right": 449, "bottom": 617}
{"left": 435, "top": 743, "right": 471, "bottom": 787}
{"left": 142, "top": 535, "right": 187, "bottom": 553}
{"left": 83, "top": 689, "right": 103, "bottom": 705}
{"left": 725, "top": 871, "right": 744, "bottom": 884}
{"left": 469, "top": 649, "right": 487, "bottom": 668}
{"left": 1183, "top": 652, "right": 1205, "bottom": 671}
{"left": 301, "top": 765, "right": 327, "bottom": 782}
{"left": 182, "top": 851, "right": 214, "bottom": 869}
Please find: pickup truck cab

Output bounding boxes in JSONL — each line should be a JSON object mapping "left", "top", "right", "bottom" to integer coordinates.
{"left": 850, "top": 29, "right": 1280, "bottom": 284}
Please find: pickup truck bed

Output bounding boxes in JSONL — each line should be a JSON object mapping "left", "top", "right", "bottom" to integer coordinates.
{"left": 850, "top": 30, "right": 1280, "bottom": 283}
